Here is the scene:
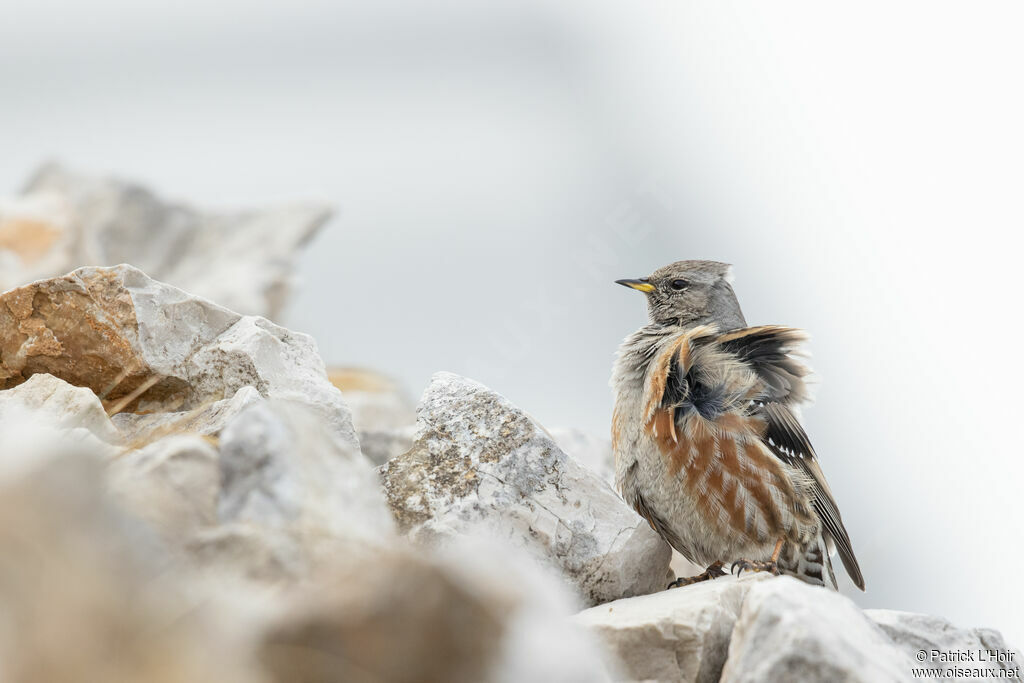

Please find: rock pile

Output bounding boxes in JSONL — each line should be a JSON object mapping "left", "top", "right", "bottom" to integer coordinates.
{"left": 0, "top": 263, "right": 1019, "bottom": 683}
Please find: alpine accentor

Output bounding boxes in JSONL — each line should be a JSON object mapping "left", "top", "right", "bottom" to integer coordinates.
{"left": 611, "top": 260, "right": 864, "bottom": 590}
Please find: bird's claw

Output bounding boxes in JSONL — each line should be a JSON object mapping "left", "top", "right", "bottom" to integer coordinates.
{"left": 730, "top": 558, "right": 781, "bottom": 577}
{"left": 667, "top": 562, "right": 727, "bottom": 589}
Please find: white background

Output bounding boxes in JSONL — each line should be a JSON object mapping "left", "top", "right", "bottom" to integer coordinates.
{"left": 3, "top": 0, "right": 1022, "bottom": 645}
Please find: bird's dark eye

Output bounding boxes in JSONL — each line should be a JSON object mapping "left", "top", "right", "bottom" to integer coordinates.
{"left": 670, "top": 279, "right": 689, "bottom": 291}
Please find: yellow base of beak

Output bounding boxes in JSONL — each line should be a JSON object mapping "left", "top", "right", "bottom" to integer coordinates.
{"left": 615, "top": 279, "right": 655, "bottom": 293}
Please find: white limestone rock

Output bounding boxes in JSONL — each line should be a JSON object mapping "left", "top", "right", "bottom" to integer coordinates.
{"left": 380, "top": 372, "right": 671, "bottom": 607}
{"left": 4, "top": 162, "right": 331, "bottom": 318}
{"left": 573, "top": 574, "right": 769, "bottom": 683}
{"left": 720, "top": 576, "right": 914, "bottom": 683}
{"left": 0, "top": 374, "right": 122, "bottom": 459}
{"left": 868, "top": 609, "right": 1022, "bottom": 680}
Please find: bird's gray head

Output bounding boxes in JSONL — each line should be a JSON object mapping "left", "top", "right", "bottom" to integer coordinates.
{"left": 616, "top": 260, "right": 747, "bottom": 330}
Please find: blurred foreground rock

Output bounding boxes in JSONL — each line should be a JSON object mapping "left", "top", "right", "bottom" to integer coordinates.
{"left": 259, "top": 541, "right": 612, "bottom": 683}
{"left": 0, "top": 410, "right": 610, "bottom": 683}
{"left": 107, "top": 433, "right": 220, "bottom": 544}
{"left": 381, "top": 371, "right": 672, "bottom": 606}
{"left": 0, "top": 421, "right": 262, "bottom": 683}
{"left": 0, "top": 162, "right": 330, "bottom": 318}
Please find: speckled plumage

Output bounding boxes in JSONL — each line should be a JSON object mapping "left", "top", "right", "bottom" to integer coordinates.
{"left": 611, "top": 261, "right": 864, "bottom": 590}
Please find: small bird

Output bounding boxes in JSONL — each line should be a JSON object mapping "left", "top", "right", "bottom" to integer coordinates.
{"left": 611, "top": 260, "right": 864, "bottom": 590}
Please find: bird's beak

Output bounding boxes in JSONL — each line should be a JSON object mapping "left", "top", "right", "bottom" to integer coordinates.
{"left": 615, "top": 278, "right": 655, "bottom": 293}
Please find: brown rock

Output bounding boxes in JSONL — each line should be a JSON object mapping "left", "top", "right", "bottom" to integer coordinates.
{"left": 0, "top": 267, "right": 185, "bottom": 410}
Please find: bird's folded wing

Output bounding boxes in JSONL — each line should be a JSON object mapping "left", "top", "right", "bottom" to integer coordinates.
{"left": 757, "top": 401, "right": 865, "bottom": 590}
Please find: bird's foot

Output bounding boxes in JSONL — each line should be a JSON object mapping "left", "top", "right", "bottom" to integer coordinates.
{"left": 667, "top": 561, "right": 727, "bottom": 589}
{"left": 730, "top": 558, "right": 781, "bottom": 578}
